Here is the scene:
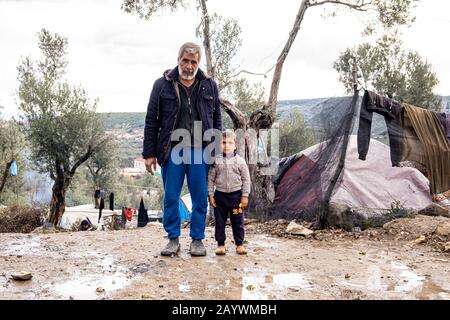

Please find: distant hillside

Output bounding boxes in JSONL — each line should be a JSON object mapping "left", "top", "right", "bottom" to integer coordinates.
{"left": 102, "top": 95, "right": 449, "bottom": 132}
{"left": 101, "top": 112, "right": 146, "bottom": 130}
{"left": 103, "top": 95, "right": 449, "bottom": 165}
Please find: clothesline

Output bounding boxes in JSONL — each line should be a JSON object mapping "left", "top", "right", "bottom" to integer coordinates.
{"left": 75, "top": 182, "right": 161, "bottom": 190}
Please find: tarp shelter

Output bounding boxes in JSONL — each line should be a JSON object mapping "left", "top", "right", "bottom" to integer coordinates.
{"left": 269, "top": 90, "right": 444, "bottom": 228}
{"left": 273, "top": 135, "right": 432, "bottom": 214}
{"left": 179, "top": 193, "right": 211, "bottom": 224}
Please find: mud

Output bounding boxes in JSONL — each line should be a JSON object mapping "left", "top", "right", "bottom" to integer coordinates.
{"left": 0, "top": 217, "right": 448, "bottom": 300}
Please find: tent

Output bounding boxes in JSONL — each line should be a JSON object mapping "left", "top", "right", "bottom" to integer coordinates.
{"left": 273, "top": 135, "right": 432, "bottom": 216}
{"left": 269, "top": 91, "right": 440, "bottom": 229}
{"left": 179, "top": 193, "right": 211, "bottom": 224}
{"left": 179, "top": 197, "right": 190, "bottom": 224}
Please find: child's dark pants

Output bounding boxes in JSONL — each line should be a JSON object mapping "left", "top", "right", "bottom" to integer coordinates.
{"left": 214, "top": 190, "right": 245, "bottom": 246}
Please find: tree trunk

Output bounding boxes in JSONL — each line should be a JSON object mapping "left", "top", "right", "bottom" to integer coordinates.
{"left": 198, "top": 0, "right": 214, "bottom": 78}
{"left": 198, "top": 0, "right": 310, "bottom": 219}
{"left": 47, "top": 175, "right": 70, "bottom": 227}
{"left": 0, "top": 160, "right": 13, "bottom": 195}
{"left": 266, "top": 0, "right": 309, "bottom": 115}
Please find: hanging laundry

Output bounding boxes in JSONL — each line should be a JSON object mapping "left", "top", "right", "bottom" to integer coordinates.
{"left": 122, "top": 207, "right": 136, "bottom": 222}
{"left": 357, "top": 90, "right": 403, "bottom": 167}
{"left": 109, "top": 192, "right": 114, "bottom": 211}
{"left": 437, "top": 112, "right": 450, "bottom": 140}
{"left": 98, "top": 197, "right": 105, "bottom": 223}
{"left": 402, "top": 104, "right": 450, "bottom": 195}
{"left": 10, "top": 160, "right": 17, "bottom": 177}
{"left": 137, "top": 198, "right": 149, "bottom": 227}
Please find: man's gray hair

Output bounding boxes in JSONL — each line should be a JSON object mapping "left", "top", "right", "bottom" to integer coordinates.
{"left": 178, "top": 42, "right": 202, "bottom": 61}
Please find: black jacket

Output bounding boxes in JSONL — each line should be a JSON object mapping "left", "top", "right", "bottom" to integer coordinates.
{"left": 142, "top": 67, "right": 222, "bottom": 165}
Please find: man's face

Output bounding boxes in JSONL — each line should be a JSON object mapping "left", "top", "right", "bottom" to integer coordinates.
{"left": 178, "top": 51, "right": 199, "bottom": 81}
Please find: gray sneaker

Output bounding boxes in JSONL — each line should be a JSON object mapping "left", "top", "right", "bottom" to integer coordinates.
{"left": 161, "top": 238, "right": 180, "bottom": 256}
{"left": 189, "top": 239, "right": 207, "bottom": 256}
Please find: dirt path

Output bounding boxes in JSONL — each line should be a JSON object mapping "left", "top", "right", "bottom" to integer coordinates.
{"left": 0, "top": 219, "right": 449, "bottom": 300}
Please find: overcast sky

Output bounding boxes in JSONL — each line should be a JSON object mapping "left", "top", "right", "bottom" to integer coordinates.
{"left": 1, "top": 0, "right": 449, "bottom": 117}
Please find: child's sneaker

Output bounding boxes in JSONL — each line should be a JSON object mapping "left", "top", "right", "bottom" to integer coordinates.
{"left": 215, "top": 246, "right": 226, "bottom": 255}
{"left": 236, "top": 245, "right": 247, "bottom": 255}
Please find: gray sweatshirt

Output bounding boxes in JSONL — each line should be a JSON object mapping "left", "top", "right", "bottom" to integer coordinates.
{"left": 208, "top": 153, "right": 251, "bottom": 197}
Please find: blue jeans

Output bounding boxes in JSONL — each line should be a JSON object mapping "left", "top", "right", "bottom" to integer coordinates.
{"left": 161, "top": 148, "right": 208, "bottom": 240}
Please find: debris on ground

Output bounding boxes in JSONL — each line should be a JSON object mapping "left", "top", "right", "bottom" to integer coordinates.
{"left": 285, "top": 221, "right": 314, "bottom": 236}
{"left": 411, "top": 235, "right": 427, "bottom": 245}
{"left": 11, "top": 271, "right": 32, "bottom": 281}
{"left": 0, "top": 205, "right": 45, "bottom": 233}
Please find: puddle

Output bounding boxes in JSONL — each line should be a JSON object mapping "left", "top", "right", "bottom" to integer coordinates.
{"left": 51, "top": 272, "right": 129, "bottom": 299}
{"left": 1, "top": 237, "right": 42, "bottom": 256}
{"left": 272, "top": 273, "right": 312, "bottom": 290}
{"left": 248, "top": 236, "right": 277, "bottom": 249}
{"left": 178, "top": 284, "right": 191, "bottom": 293}
{"left": 241, "top": 272, "right": 312, "bottom": 300}
{"left": 50, "top": 252, "right": 131, "bottom": 299}
{"left": 391, "top": 262, "right": 425, "bottom": 293}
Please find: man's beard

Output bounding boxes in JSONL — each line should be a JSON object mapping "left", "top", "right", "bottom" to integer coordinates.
{"left": 178, "top": 65, "right": 198, "bottom": 80}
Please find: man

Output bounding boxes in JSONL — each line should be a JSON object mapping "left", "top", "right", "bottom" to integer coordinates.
{"left": 142, "top": 42, "right": 222, "bottom": 257}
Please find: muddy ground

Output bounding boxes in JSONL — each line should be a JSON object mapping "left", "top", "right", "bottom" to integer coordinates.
{"left": 0, "top": 215, "right": 449, "bottom": 300}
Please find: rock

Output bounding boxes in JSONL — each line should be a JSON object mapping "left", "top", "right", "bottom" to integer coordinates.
{"left": 96, "top": 287, "right": 105, "bottom": 293}
{"left": 244, "top": 218, "right": 258, "bottom": 225}
{"left": 31, "top": 226, "right": 44, "bottom": 234}
{"left": 444, "top": 242, "right": 450, "bottom": 253}
{"left": 419, "top": 204, "right": 450, "bottom": 218}
{"left": 352, "top": 227, "right": 362, "bottom": 233}
{"left": 411, "top": 235, "right": 427, "bottom": 245}
{"left": 11, "top": 271, "right": 32, "bottom": 281}
{"left": 286, "top": 221, "right": 314, "bottom": 236}
{"left": 435, "top": 221, "right": 450, "bottom": 237}
{"left": 141, "top": 294, "right": 155, "bottom": 300}
{"left": 326, "top": 203, "right": 372, "bottom": 230}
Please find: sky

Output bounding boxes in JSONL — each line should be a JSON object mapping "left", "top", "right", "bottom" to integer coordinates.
{"left": 1, "top": 0, "right": 450, "bottom": 117}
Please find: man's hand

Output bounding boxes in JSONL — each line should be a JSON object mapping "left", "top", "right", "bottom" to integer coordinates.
{"left": 208, "top": 195, "right": 217, "bottom": 208}
{"left": 240, "top": 196, "right": 249, "bottom": 208}
{"left": 144, "top": 157, "right": 157, "bottom": 175}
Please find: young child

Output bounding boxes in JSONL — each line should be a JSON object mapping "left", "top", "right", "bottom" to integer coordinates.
{"left": 208, "top": 130, "right": 251, "bottom": 255}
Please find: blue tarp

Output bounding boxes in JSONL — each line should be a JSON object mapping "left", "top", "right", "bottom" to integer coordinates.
{"left": 179, "top": 199, "right": 190, "bottom": 224}
{"left": 10, "top": 160, "right": 17, "bottom": 176}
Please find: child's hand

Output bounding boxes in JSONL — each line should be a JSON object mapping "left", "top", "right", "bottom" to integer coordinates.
{"left": 240, "top": 196, "right": 249, "bottom": 208}
{"left": 208, "top": 195, "right": 217, "bottom": 208}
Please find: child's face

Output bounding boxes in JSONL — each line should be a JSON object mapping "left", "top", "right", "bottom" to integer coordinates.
{"left": 222, "top": 137, "right": 236, "bottom": 154}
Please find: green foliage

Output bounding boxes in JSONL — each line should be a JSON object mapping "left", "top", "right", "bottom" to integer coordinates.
{"left": 17, "top": 29, "right": 107, "bottom": 180}
{"left": 221, "top": 79, "right": 266, "bottom": 129}
{"left": 85, "top": 135, "right": 120, "bottom": 190}
{"left": 121, "top": 0, "right": 186, "bottom": 20}
{"left": 278, "top": 111, "right": 316, "bottom": 158}
{"left": 318, "top": 0, "right": 417, "bottom": 36}
{"left": 0, "top": 118, "right": 27, "bottom": 203}
{"left": 101, "top": 112, "right": 146, "bottom": 130}
{"left": 197, "top": 13, "right": 243, "bottom": 89}
{"left": 65, "top": 167, "right": 93, "bottom": 207}
{"left": 334, "top": 34, "right": 441, "bottom": 111}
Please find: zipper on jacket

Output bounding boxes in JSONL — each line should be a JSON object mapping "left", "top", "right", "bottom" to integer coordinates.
{"left": 162, "top": 81, "right": 182, "bottom": 163}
